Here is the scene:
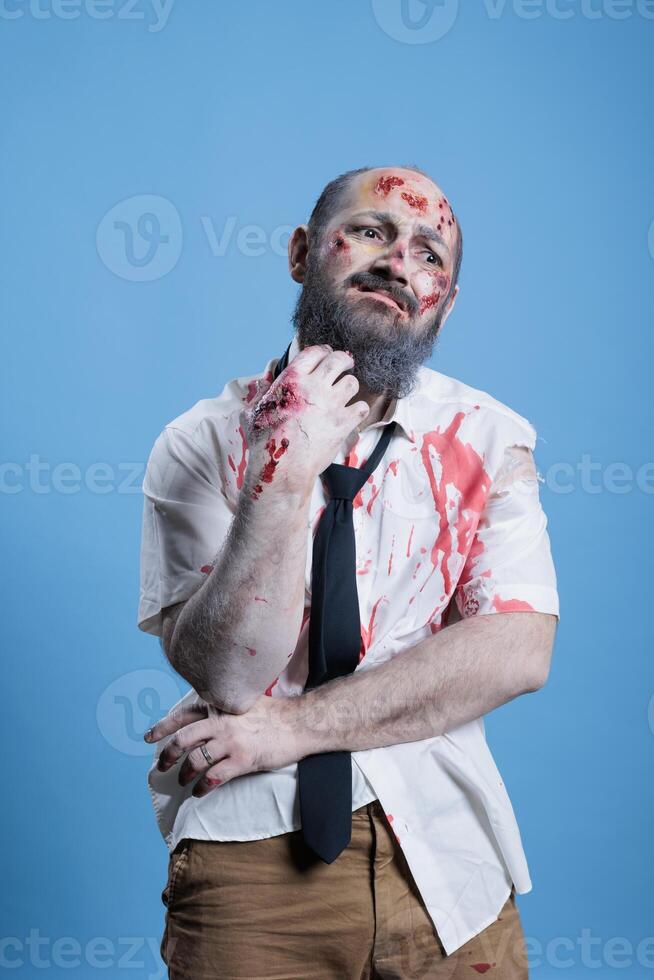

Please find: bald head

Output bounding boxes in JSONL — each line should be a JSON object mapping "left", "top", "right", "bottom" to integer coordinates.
{"left": 307, "top": 165, "right": 462, "bottom": 302}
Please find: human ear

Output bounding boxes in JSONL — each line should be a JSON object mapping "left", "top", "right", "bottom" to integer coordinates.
{"left": 288, "top": 224, "right": 309, "bottom": 284}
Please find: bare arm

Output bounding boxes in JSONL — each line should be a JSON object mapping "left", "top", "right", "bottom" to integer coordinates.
{"left": 290, "top": 611, "right": 558, "bottom": 754}
{"left": 149, "top": 610, "right": 559, "bottom": 790}
{"left": 164, "top": 476, "right": 313, "bottom": 714}
{"left": 162, "top": 344, "right": 369, "bottom": 714}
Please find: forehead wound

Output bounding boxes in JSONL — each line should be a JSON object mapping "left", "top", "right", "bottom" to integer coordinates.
{"left": 359, "top": 170, "right": 456, "bottom": 231}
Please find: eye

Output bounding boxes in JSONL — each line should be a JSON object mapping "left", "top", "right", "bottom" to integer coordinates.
{"left": 425, "top": 250, "right": 443, "bottom": 267}
{"left": 353, "top": 226, "right": 383, "bottom": 240}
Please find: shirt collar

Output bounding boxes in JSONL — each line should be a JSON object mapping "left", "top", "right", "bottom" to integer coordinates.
{"left": 283, "top": 334, "right": 416, "bottom": 444}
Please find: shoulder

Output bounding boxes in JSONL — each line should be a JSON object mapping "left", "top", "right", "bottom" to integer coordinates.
{"left": 143, "top": 359, "right": 275, "bottom": 490}
{"left": 412, "top": 364, "right": 538, "bottom": 450}
{"left": 152, "top": 359, "right": 275, "bottom": 454}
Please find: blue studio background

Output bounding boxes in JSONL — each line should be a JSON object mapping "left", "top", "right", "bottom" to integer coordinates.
{"left": 2, "top": 2, "right": 652, "bottom": 977}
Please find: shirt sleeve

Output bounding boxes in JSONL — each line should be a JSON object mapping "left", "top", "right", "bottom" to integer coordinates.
{"left": 137, "top": 425, "right": 236, "bottom": 637}
{"left": 455, "top": 442, "right": 560, "bottom": 620}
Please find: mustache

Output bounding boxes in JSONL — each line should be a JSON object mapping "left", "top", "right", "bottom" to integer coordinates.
{"left": 346, "top": 272, "right": 418, "bottom": 316}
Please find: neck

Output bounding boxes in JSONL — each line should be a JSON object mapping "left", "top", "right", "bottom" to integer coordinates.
{"left": 353, "top": 383, "right": 392, "bottom": 431}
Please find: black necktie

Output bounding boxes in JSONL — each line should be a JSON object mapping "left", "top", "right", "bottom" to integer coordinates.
{"left": 272, "top": 343, "right": 396, "bottom": 863}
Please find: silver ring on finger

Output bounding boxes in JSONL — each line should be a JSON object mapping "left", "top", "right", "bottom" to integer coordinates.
{"left": 200, "top": 742, "right": 213, "bottom": 766}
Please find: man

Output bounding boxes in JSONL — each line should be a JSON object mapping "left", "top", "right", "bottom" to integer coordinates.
{"left": 138, "top": 165, "right": 559, "bottom": 978}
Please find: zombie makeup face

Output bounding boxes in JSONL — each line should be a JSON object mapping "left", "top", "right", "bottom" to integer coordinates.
{"left": 291, "top": 168, "right": 460, "bottom": 399}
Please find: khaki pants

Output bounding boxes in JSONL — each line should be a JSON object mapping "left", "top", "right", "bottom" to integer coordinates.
{"left": 160, "top": 799, "right": 529, "bottom": 979}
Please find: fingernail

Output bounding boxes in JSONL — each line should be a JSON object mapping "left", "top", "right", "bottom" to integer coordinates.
{"left": 144, "top": 728, "right": 153, "bottom": 741}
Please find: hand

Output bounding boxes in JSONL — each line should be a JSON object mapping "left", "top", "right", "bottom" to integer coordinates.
{"left": 243, "top": 344, "right": 370, "bottom": 497}
{"left": 144, "top": 693, "right": 305, "bottom": 798}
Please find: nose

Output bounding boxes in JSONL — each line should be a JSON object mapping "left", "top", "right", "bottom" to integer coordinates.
{"left": 370, "top": 241, "right": 409, "bottom": 287}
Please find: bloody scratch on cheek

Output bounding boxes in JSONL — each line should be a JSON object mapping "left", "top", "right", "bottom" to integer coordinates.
{"left": 328, "top": 232, "right": 350, "bottom": 257}
{"left": 419, "top": 292, "right": 441, "bottom": 315}
{"left": 400, "top": 190, "right": 428, "bottom": 213}
{"left": 374, "top": 175, "right": 405, "bottom": 196}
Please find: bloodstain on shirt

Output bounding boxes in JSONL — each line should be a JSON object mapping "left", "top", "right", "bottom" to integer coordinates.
{"left": 227, "top": 424, "right": 249, "bottom": 489}
{"left": 264, "top": 677, "right": 279, "bottom": 697}
{"left": 385, "top": 812, "right": 401, "bottom": 844}
{"left": 366, "top": 459, "right": 399, "bottom": 515}
{"left": 360, "top": 595, "right": 386, "bottom": 658}
{"left": 492, "top": 596, "right": 535, "bottom": 612}
{"left": 387, "top": 534, "right": 395, "bottom": 575}
{"left": 243, "top": 380, "right": 259, "bottom": 404}
{"left": 420, "top": 412, "right": 492, "bottom": 595}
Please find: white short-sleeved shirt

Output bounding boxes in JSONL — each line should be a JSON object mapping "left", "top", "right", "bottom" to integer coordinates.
{"left": 138, "top": 333, "right": 559, "bottom": 955}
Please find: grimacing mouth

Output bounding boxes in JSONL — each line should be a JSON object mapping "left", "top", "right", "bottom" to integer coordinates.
{"left": 351, "top": 283, "right": 407, "bottom": 313}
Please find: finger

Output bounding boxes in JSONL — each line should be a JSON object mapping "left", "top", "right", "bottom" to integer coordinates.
{"left": 178, "top": 743, "right": 230, "bottom": 786}
{"left": 346, "top": 399, "right": 371, "bottom": 423}
{"left": 145, "top": 700, "right": 209, "bottom": 744}
{"left": 191, "top": 759, "right": 240, "bottom": 798}
{"left": 156, "top": 717, "right": 217, "bottom": 772}
{"left": 311, "top": 349, "right": 355, "bottom": 383}
{"left": 332, "top": 371, "right": 361, "bottom": 404}
{"left": 288, "top": 343, "right": 334, "bottom": 373}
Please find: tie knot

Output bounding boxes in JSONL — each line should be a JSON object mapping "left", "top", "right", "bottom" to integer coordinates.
{"left": 322, "top": 463, "right": 366, "bottom": 502}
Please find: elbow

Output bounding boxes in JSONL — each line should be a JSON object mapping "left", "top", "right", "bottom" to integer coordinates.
{"left": 523, "top": 662, "right": 550, "bottom": 693}
{"left": 523, "top": 641, "right": 552, "bottom": 694}
{"left": 197, "top": 684, "right": 259, "bottom": 716}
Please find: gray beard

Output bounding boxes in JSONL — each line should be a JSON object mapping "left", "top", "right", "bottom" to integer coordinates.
{"left": 290, "top": 255, "right": 443, "bottom": 399}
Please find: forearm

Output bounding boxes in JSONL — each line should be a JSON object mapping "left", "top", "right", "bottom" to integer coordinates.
{"left": 170, "top": 471, "right": 313, "bottom": 713}
{"left": 292, "top": 612, "right": 557, "bottom": 753}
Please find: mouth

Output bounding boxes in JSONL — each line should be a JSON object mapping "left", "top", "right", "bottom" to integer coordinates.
{"left": 350, "top": 285, "right": 407, "bottom": 314}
